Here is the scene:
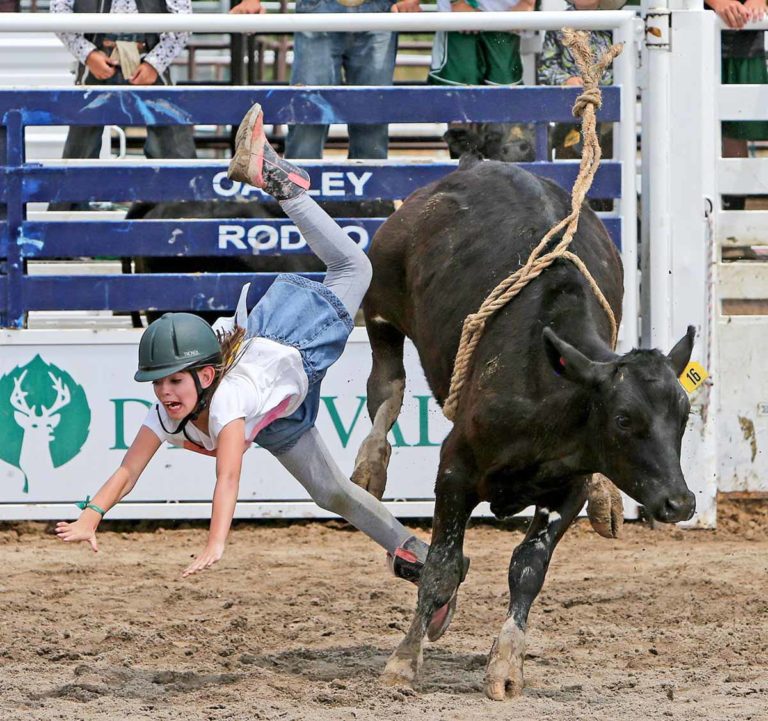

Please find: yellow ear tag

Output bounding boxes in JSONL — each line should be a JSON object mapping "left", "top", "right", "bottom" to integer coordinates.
{"left": 564, "top": 128, "right": 581, "bottom": 148}
{"left": 679, "top": 361, "right": 709, "bottom": 393}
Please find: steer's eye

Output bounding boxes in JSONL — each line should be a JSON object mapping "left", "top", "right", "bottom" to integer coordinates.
{"left": 615, "top": 415, "right": 632, "bottom": 431}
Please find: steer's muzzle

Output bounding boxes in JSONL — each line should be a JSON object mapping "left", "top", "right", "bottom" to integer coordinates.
{"left": 651, "top": 490, "right": 696, "bottom": 523}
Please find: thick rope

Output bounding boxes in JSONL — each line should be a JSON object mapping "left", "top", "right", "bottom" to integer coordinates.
{"left": 442, "top": 31, "right": 623, "bottom": 422}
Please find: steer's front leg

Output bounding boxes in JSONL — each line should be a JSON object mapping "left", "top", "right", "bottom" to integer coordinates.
{"left": 382, "top": 453, "right": 478, "bottom": 688}
{"left": 485, "top": 480, "right": 588, "bottom": 700}
{"left": 351, "top": 320, "right": 406, "bottom": 499}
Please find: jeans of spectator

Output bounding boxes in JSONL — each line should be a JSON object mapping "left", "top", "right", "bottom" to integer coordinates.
{"left": 50, "top": 69, "right": 197, "bottom": 211}
{"left": 285, "top": 0, "right": 397, "bottom": 160}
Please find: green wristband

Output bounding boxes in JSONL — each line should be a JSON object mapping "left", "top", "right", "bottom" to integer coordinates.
{"left": 76, "top": 495, "right": 106, "bottom": 517}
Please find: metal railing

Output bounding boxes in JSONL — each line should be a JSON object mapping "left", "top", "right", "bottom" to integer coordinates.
{"left": 1, "top": 11, "right": 639, "bottom": 348}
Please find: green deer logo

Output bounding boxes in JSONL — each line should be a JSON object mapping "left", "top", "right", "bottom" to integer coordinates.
{"left": 0, "top": 355, "right": 91, "bottom": 492}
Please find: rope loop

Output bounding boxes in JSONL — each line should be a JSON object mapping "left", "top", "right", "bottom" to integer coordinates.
{"left": 572, "top": 87, "right": 602, "bottom": 118}
{"left": 442, "top": 31, "right": 623, "bottom": 422}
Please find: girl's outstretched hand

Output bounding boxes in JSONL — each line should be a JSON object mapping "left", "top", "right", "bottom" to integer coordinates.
{"left": 182, "top": 541, "right": 225, "bottom": 578}
{"left": 55, "top": 519, "right": 99, "bottom": 553}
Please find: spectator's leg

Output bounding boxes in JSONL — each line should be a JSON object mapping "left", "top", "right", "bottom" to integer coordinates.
{"left": 344, "top": 31, "right": 397, "bottom": 160}
{"left": 145, "top": 75, "right": 198, "bottom": 159}
{"left": 145, "top": 125, "right": 198, "bottom": 159}
{"left": 285, "top": 31, "right": 342, "bottom": 159}
{"left": 479, "top": 32, "right": 522, "bottom": 87}
{"left": 60, "top": 125, "right": 105, "bottom": 161}
{"left": 427, "top": 32, "right": 483, "bottom": 87}
{"left": 60, "top": 72, "right": 115, "bottom": 162}
{"left": 47, "top": 125, "right": 104, "bottom": 211}
{"left": 49, "top": 74, "right": 112, "bottom": 211}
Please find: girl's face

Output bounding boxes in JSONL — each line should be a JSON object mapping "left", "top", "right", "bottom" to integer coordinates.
{"left": 152, "top": 367, "right": 215, "bottom": 419}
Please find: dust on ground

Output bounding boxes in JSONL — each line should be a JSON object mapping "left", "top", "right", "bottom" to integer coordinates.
{"left": 1, "top": 497, "right": 766, "bottom": 721}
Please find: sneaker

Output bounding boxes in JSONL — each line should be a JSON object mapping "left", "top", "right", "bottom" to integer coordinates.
{"left": 388, "top": 535, "right": 429, "bottom": 584}
{"left": 227, "top": 103, "right": 310, "bottom": 201}
{"left": 388, "top": 535, "right": 470, "bottom": 643}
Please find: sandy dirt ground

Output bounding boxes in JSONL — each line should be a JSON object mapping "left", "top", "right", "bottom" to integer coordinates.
{"left": 1, "top": 498, "right": 766, "bottom": 721}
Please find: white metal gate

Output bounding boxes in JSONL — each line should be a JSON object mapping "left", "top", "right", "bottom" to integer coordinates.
{"left": 641, "top": 5, "right": 768, "bottom": 525}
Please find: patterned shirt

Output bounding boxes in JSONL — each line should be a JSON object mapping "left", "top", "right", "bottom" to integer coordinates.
{"left": 537, "top": 27, "right": 614, "bottom": 87}
{"left": 50, "top": 0, "right": 191, "bottom": 75}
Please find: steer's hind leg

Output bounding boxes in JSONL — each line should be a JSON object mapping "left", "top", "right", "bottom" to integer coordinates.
{"left": 351, "top": 318, "right": 406, "bottom": 499}
{"left": 485, "top": 480, "right": 588, "bottom": 701}
{"left": 382, "top": 443, "right": 478, "bottom": 687}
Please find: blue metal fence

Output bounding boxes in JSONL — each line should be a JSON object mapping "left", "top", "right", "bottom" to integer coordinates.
{"left": 0, "top": 85, "right": 623, "bottom": 328}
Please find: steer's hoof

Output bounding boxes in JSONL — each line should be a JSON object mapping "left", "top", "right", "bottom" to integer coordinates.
{"left": 350, "top": 447, "right": 389, "bottom": 500}
{"left": 380, "top": 669, "right": 414, "bottom": 689}
{"left": 485, "top": 679, "right": 506, "bottom": 702}
{"left": 350, "top": 460, "right": 377, "bottom": 497}
{"left": 381, "top": 653, "right": 419, "bottom": 688}
{"left": 484, "top": 654, "right": 524, "bottom": 701}
{"left": 587, "top": 473, "right": 624, "bottom": 539}
{"left": 484, "top": 625, "right": 525, "bottom": 701}
{"left": 484, "top": 676, "right": 523, "bottom": 701}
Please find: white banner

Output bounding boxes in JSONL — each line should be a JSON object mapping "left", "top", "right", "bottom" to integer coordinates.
{"left": 0, "top": 328, "right": 455, "bottom": 519}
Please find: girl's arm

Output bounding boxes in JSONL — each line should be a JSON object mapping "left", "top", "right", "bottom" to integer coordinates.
{"left": 55, "top": 425, "right": 162, "bottom": 551}
{"left": 182, "top": 418, "right": 245, "bottom": 578}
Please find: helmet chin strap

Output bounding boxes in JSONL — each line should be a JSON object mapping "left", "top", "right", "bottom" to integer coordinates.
{"left": 155, "top": 368, "right": 213, "bottom": 439}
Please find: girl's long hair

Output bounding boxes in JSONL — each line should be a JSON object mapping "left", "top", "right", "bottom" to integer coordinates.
{"left": 208, "top": 326, "right": 249, "bottom": 395}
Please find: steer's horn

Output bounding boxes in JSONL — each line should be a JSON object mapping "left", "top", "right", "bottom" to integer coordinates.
{"left": 666, "top": 325, "right": 696, "bottom": 377}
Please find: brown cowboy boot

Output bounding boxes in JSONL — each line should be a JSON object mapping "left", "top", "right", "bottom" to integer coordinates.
{"left": 227, "top": 103, "right": 310, "bottom": 201}
{"left": 388, "top": 535, "right": 470, "bottom": 642}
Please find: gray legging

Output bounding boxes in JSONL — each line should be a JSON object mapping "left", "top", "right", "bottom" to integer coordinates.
{"left": 274, "top": 194, "right": 411, "bottom": 554}
{"left": 280, "top": 193, "right": 372, "bottom": 316}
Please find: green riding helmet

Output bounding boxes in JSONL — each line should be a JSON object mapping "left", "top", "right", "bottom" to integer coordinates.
{"left": 135, "top": 313, "right": 222, "bottom": 382}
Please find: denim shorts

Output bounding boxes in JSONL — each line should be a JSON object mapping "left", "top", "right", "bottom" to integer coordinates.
{"left": 247, "top": 274, "right": 354, "bottom": 454}
{"left": 295, "top": 0, "right": 393, "bottom": 14}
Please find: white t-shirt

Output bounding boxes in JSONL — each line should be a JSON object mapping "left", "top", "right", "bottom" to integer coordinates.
{"left": 142, "top": 338, "right": 309, "bottom": 456}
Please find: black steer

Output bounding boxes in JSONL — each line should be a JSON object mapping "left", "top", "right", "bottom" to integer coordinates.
{"left": 352, "top": 155, "right": 696, "bottom": 699}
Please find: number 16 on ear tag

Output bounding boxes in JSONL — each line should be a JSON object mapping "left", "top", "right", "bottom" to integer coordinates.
{"left": 679, "top": 361, "right": 709, "bottom": 393}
